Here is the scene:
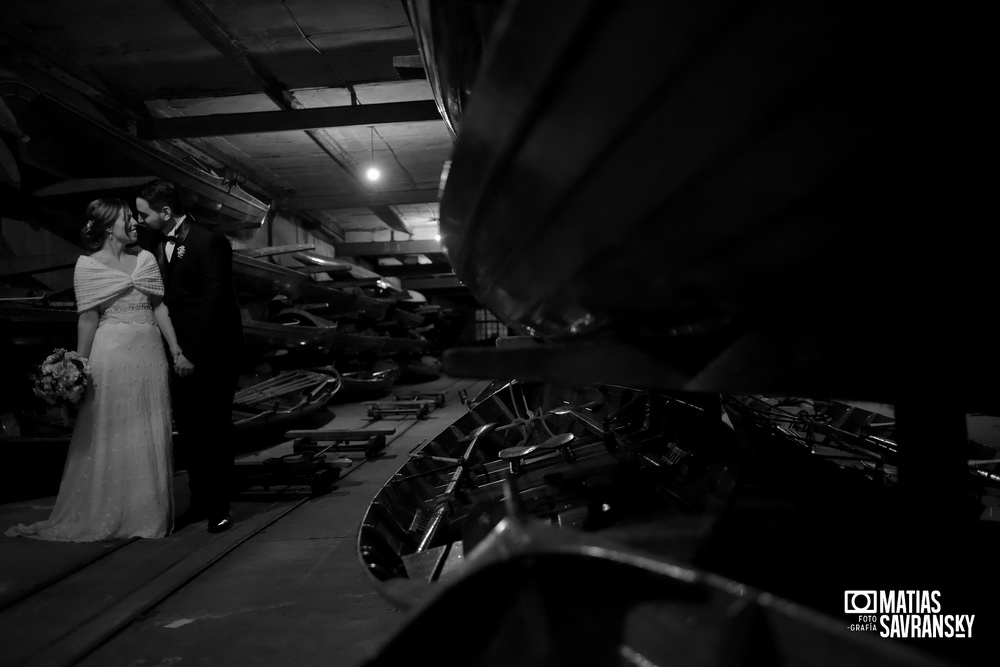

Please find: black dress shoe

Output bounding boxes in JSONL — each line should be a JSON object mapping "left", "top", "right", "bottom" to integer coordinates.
{"left": 207, "top": 515, "right": 232, "bottom": 534}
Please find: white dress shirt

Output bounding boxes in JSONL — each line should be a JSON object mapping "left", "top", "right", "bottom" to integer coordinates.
{"left": 164, "top": 216, "right": 185, "bottom": 262}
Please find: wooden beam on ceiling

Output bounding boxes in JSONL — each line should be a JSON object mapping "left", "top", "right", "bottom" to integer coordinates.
{"left": 288, "top": 188, "right": 439, "bottom": 210}
{"left": 369, "top": 204, "right": 412, "bottom": 235}
{"left": 336, "top": 239, "right": 443, "bottom": 257}
{"left": 161, "top": 0, "right": 290, "bottom": 109}
{"left": 137, "top": 101, "right": 441, "bottom": 139}
{"left": 162, "top": 0, "right": 412, "bottom": 236}
{"left": 392, "top": 55, "right": 426, "bottom": 80}
{"left": 141, "top": 104, "right": 339, "bottom": 237}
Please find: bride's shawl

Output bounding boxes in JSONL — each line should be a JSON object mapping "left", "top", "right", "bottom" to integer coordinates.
{"left": 74, "top": 250, "right": 165, "bottom": 312}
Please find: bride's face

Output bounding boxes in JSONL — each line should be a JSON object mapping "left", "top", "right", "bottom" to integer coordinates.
{"left": 110, "top": 208, "right": 137, "bottom": 244}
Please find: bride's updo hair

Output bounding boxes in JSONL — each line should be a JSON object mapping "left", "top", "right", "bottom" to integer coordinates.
{"left": 81, "top": 198, "right": 129, "bottom": 251}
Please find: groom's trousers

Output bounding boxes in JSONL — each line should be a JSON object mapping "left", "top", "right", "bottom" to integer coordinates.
{"left": 172, "top": 361, "right": 239, "bottom": 520}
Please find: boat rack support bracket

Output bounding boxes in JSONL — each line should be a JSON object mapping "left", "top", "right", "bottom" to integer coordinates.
{"left": 286, "top": 427, "right": 396, "bottom": 459}
{"left": 367, "top": 401, "right": 433, "bottom": 421}
{"left": 393, "top": 391, "right": 446, "bottom": 407}
{"left": 234, "top": 452, "right": 343, "bottom": 497}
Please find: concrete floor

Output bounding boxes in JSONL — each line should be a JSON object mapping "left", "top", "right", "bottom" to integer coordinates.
{"left": 0, "top": 374, "right": 489, "bottom": 667}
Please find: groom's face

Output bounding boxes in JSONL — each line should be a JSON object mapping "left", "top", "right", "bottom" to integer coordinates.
{"left": 135, "top": 197, "right": 170, "bottom": 233}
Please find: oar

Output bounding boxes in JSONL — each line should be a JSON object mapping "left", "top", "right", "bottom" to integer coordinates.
{"left": 416, "top": 423, "right": 498, "bottom": 552}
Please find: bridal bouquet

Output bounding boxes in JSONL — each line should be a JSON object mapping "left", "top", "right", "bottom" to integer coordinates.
{"left": 33, "top": 348, "right": 92, "bottom": 407}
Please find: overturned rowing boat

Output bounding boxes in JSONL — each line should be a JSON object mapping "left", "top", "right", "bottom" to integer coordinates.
{"left": 232, "top": 370, "right": 341, "bottom": 434}
{"left": 337, "top": 359, "right": 401, "bottom": 398}
{"left": 358, "top": 380, "right": 736, "bottom": 605}
{"left": 359, "top": 380, "right": 998, "bottom": 665}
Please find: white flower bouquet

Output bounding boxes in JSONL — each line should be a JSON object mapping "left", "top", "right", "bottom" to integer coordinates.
{"left": 33, "top": 348, "right": 92, "bottom": 407}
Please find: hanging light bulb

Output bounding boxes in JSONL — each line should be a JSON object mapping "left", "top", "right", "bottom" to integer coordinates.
{"left": 366, "top": 126, "right": 380, "bottom": 182}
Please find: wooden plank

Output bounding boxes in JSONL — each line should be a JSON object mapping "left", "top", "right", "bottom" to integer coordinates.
{"left": 137, "top": 101, "right": 441, "bottom": 139}
{"left": 288, "top": 188, "right": 439, "bottom": 211}
{"left": 369, "top": 204, "right": 413, "bottom": 235}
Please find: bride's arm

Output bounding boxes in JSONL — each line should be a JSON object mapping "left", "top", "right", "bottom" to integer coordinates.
{"left": 151, "top": 295, "right": 183, "bottom": 361}
{"left": 77, "top": 310, "right": 99, "bottom": 358}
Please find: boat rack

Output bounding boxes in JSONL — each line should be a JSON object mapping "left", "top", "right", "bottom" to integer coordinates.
{"left": 233, "top": 449, "right": 351, "bottom": 496}
{"left": 366, "top": 401, "right": 437, "bottom": 421}
{"left": 287, "top": 428, "right": 396, "bottom": 459}
{"left": 392, "top": 391, "right": 446, "bottom": 407}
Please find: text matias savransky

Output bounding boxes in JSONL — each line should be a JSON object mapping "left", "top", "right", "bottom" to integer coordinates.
{"left": 844, "top": 590, "right": 975, "bottom": 638}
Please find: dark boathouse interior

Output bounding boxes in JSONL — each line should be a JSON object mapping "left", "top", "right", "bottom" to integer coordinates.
{"left": 0, "top": 2, "right": 996, "bottom": 666}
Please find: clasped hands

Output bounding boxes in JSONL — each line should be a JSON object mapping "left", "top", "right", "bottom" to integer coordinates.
{"left": 171, "top": 349, "right": 195, "bottom": 377}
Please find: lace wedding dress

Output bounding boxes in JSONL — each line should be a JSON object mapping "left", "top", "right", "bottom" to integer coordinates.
{"left": 6, "top": 250, "right": 174, "bottom": 541}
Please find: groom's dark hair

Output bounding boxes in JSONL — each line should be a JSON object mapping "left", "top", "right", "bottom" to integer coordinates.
{"left": 139, "top": 179, "right": 186, "bottom": 216}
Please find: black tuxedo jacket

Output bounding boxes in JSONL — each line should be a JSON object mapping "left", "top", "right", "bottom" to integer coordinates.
{"left": 140, "top": 218, "right": 244, "bottom": 368}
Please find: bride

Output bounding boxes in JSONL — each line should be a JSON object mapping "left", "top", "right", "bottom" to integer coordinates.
{"left": 6, "top": 198, "right": 183, "bottom": 541}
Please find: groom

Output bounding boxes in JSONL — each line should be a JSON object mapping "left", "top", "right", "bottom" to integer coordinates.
{"left": 135, "top": 179, "right": 245, "bottom": 533}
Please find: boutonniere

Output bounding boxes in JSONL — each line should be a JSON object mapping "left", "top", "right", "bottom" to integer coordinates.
{"left": 176, "top": 245, "right": 186, "bottom": 259}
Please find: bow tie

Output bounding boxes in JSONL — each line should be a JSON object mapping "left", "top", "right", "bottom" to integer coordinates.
{"left": 162, "top": 234, "right": 179, "bottom": 244}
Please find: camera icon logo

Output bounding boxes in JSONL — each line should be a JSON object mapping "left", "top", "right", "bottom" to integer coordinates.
{"left": 844, "top": 590, "right": 877, "bottom": 614}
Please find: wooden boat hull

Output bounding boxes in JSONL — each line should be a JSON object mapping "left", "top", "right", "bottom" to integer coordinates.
{"left": 241, "top": 320, "right": 337, "bottom": 357}
{"left": 232, "top": 370, "right": 340, "bottom": 434}
{"left": 378, "top": 336, "right": 428, "bottom": 355}
{"left": 272, "top": 308, "right": 416, "bottom": 359}
{"left": 292, "top": 250, "right": 403, "bottom": 293}
{"left": 338, "top": 360, "right": 401, "bottom": 398}
{"left": 232, "top": 393, "right": 333, "bottom": 434}
{"left": 435, "top": 0, "right": 995, "bottom": 397}
{"left": 232, "top": 255, "right": 310, "bottom": 301}
{"left": 404, "top": 0, "right": 504, "bottom": 137}
{"left": 399, "top": 355, "right": 441, "bottom": 379}
{"left": 357, "top": 381, "right": 733, "bottom": 599}
{"left": 360, "top": 381, "right": 999, "bottom": 666}
{"left": 0, "top": 303, "right": 77, "bottom": 350}
{"left": 365, "top": 521, "right": 946, "bottom": 667}
{"left": 330, "top": 332, "right": 388, "bottom": 356}
{"left": 301, "top": 282, "right": 391, "bottom": 321}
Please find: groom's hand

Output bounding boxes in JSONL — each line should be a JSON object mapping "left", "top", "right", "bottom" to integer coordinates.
{"left": 174, "top": 352, "right": 195, "bottom": 377}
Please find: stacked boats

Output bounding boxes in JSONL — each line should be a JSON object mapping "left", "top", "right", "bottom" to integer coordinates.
{"left": 231, "top": 244, "right": 449, "bottom": 432}
{"left": 0, "top": 243, "right": 449, "bottom": 455}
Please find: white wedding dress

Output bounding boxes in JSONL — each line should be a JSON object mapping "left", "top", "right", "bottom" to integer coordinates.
{"left": 6, "top": 250, "right": 174, "bottom": 541}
